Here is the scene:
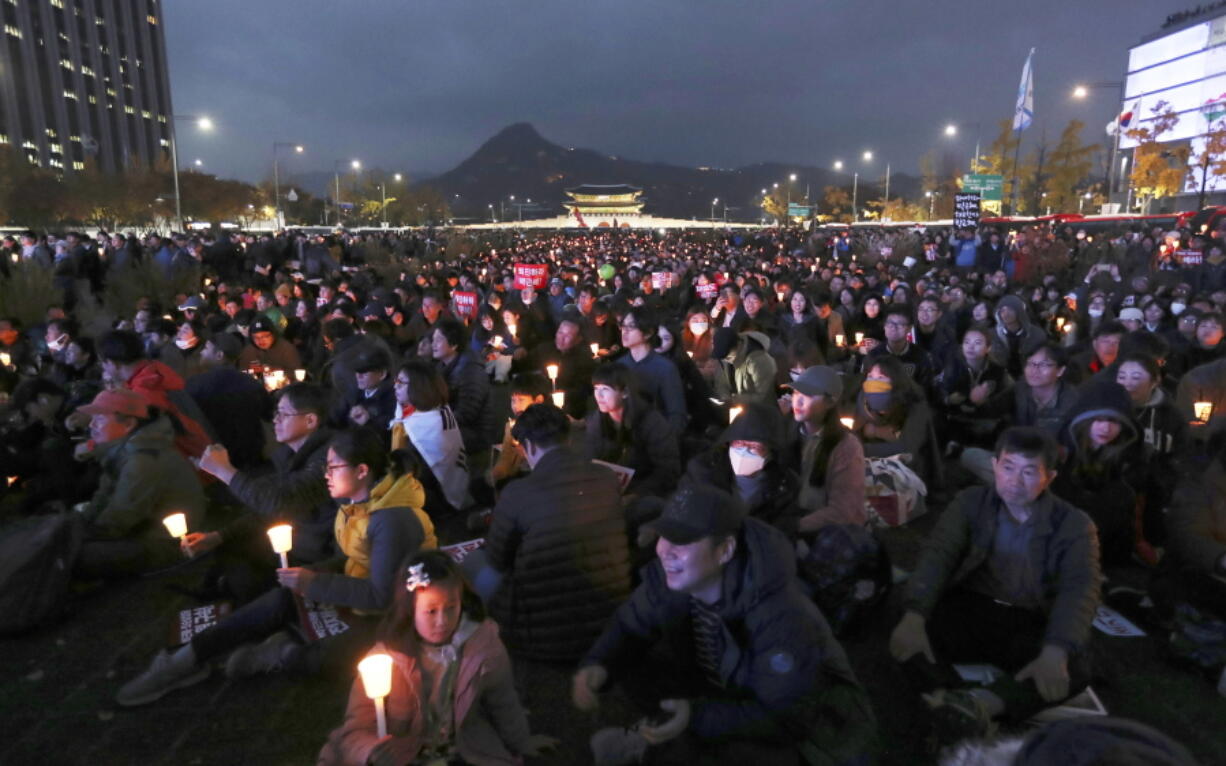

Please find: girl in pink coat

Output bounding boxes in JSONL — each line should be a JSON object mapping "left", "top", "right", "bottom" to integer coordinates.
{"left": 318, "top": 551, "right": 557, "bottom": 766}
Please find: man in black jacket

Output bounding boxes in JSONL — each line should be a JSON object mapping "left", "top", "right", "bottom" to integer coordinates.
{"left": 574, "top": 484, "right": 874, "bottom": 765}
{"left": 190, "top": 384, "right": 336, "bottom": 602}
{"left": 484, "top": 404, "right": 632, "bottom": 663}
{"left": 185, "top": 332, "right": 268, "bottom": 471}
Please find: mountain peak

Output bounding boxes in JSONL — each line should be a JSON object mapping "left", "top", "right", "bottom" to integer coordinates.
{"left": 481, "top": 122, "right": 550, "bottom": 150}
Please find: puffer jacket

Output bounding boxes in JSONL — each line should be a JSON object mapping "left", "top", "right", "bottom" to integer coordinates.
{"left": 485, "top": 447, "right": 632, "bottom": 662}
{"left": 582, "top": 397, "right": 680, "bottom": 498}
{"left": 903, "top": 486, "right": 1102, "bottom": 654}
{"left": 583, "top": 517, "right": 873, "bottom": 758}
{"left": 85, "top": 414, "right": 206, "bottom": 541}
{"left": 988, "top": 294, "right": 1047, "bottom": 377}
{"left": 303, "top": 471, "right": 435, "bottom": 614}
{"left": 317, "top": 619, "right": 532, "bottom": 766}
{"left": 439, "top": 351, "right": 494, "bottom": 454}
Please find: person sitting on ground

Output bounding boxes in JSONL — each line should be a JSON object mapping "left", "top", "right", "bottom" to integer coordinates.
{"left": 72, "top": 389, "right": 206, "bottom": 580}
{"left": 573, "top": 484, "right": 875, "bottom": 765}
{"left": 116, "top": 428, "right": 437, "bottom": 706}
{"left": 616, "top": 305, "right": 688, "bottom": 434}
{"left": 938, "top": 324, "right": 1013, "bottom": 454}
{"left": 431, "top": 317, "right": 493, "bottom": 457}
{"left": 387, "top": 359, "right": 469, "bottom": 517}
{"left": 1052, "top": 381, "right": 1145, "bottom": 565}
{"left": 337, "top": 346, "right": 397, "bottom": 435}
{"left": 712, "top": 327, "right": 778, "bottom": 409}
{"left": 316, "top": 550, "right": 558, "bottom": 766}
{"left": 189, "top": 384, "right": 335, "bottom": 602}
{"left": 854, "top": 354, "right": 943, "bottom": 490}
{"left": 584, "top": 362, "right": 681, "bottom": 500}
{"left": 889, "top": 427, "right": 1101, "bottom": 743}
{"left": 237, "top": 314, "right": 302, "bottom": 372}
{"left": 530, "top": 313, "right": 595, "bottom": 420}
{"left": 482, "top": 403, "right": 632, "bottom": 663}
{"left": 184, "top": 332, "right": 269, "bottom": 472}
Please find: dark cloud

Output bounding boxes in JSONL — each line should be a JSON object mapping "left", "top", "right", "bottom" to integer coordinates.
{"left": 165, "top": 0, "right": 1188, "bottom": 183}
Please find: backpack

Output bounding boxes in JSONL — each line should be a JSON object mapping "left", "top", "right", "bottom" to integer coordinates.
{"left": 0, "top": 512, "right": 85, "bottom": 634}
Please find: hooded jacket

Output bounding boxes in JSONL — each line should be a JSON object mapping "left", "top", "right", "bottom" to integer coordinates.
{"left": 85, "top": 414, "right": 206, "bottom": 542}
{"left": 303, "top": 471, "right": 435, "bottom": 613}
{"left": 988, "top": 294, "right": 1046, "bottom": 376}
{"left": 713, "top": 330, "right": 778, "bottom": 407}
{"left": 583, "top": 517, "right": 870, "bottom": 753}
{"left": 317, "top": 619, "right": 533, "bottom": 766}
{"left": 124, "top": 359, "right": 215, "bottom": 459}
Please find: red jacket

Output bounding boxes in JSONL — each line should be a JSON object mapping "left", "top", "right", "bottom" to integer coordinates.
{"left": 125, "top": 360, "right": 213, "bottom": 459}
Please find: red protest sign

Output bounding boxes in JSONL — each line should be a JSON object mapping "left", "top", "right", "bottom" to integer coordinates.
{"left": 452, "top": 291, "right": 479, "bottom": 320}
{"left": 513, "top": 263, "right": 548, "bottom": 289}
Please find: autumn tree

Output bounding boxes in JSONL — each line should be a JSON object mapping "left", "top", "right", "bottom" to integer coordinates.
{"left": 1043, "top": 120, "right": 1099, "bottom": 213}
{"left": 1187, "top": 117, "right": 1226, "bottom": 209}
{"left": 972, "top": 119, "right": 1021, "bottom": 206}
{"left": 822, "top": 185, "right": 851, "bottom": 222}
{"left": 1125, "top": 100, "right": 1186, "bottom": 213}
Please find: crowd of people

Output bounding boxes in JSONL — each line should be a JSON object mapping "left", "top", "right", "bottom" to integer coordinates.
{"left": 1, "top": 219, "right": 1223, "bottom": 765}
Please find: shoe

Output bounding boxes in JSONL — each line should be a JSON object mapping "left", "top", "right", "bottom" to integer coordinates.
{"left": 590, "top": 726, "right": 648, "bottom": 766}
{"left": 224, "top": 630, "right": 298, "bottom": 678}
{"left": 923, "top": 688, "right": 996, "bottom": 744}
{"left": 115, "top": 649, "right": 210, "bottom": 707}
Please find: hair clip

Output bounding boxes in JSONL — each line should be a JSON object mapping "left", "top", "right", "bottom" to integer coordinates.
{"left": 405, "top": 563, "right": 431, "bottom": 592}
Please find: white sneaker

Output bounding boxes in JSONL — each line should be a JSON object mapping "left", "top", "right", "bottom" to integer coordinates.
{"left": 115, "top": 649, "right": 210, "bottom": 707}
{"left": 224, "top": 631, "right": 298, "bottom": 678}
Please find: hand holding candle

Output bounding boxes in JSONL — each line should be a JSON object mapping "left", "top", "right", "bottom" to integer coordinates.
{"left": 162, "top": 512, "right": 188, "bottom": 542}
{"left": 267, "top": 524, "right": 293, "bottom": 568}
{"left": 1194, "top": 401, "right": 1214, "bottom": 425}
{"left": 546, "top": 363, "right": 559, "bottom": 385}
{"left": 551, "top": 391, "right": 565, "bottom": 408}
{"left": 358, "top": 653, "right": 394, "bottom": 738}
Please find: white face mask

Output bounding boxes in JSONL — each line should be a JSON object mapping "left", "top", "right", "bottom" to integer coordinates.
{"left": 1088, "top": 308, "right": 1104, "bottom": 318}
{"left": 46, "top": 334, "right": 68, "bottom": 352}
{"left": 729, "top": 446, "right": 766, "bottom": 477}
{"left": 689, "top": 321, "right": 708, "bottom": 336}
{"left": 1171, "top": 302, "right": 1186, "bottom": 316}
{"left": 175, "top": 337, "right": 198, "bottom": 350}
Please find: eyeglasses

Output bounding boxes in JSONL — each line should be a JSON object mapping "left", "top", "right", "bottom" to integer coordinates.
{"left": 272, "top": 410, "right": 305, "bottom": 421}
{"left": 324, "top": 463, "right": 351, "bottom": 475}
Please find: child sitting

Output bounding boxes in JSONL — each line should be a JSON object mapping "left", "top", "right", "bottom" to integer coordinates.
{"left": 318, "top": 550, "right": 557, "bottom": 765}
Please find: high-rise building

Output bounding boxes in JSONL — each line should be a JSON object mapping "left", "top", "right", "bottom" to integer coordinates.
{"left": 0, "top": 0, "right": 172, "bottom": 174}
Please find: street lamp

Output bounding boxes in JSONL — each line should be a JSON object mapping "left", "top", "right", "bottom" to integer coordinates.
{"left": 168, "top": 114, "right": 213, "bottom": 231}
{"left": 711, "top": 198, "right": 719, "bottom": 222}
{"left": 944, "top": 124, "right": 957, "bottom": 137}
{"left": 862, "top": 150, "right": 873, "bottom": 162}
{"left": 272, "top": 142, "right": 304, "bottom": 228}
{"left": 861, "top": 150, "right": 891, "bottom": 210}
{"left": 193, "top": 159, "right": 203, "bottom": 169}
{"left": 1071, "top": 81, "right": 1126, "bottom": 202}
{"left": 333, "top": 159, "right": 360, "bottom": 226}
{"left": 833, "top": 160, "right": 843, "bottom": 171}
{"left": 379, "top": 173, "right": 403, "bottom": 227}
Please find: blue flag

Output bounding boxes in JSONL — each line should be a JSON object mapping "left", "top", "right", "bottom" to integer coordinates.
{"left": 1013, "top": 48, "right": 1035, "bottom": 132}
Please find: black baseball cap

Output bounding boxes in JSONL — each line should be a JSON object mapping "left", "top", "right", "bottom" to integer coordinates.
{"left": 650, "top": 485, "right": 745, "bottom": 545}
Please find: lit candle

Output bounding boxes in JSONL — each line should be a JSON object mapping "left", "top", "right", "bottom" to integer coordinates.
{"left": 551, "top": 391, "right": 565, "bottom": 408}
{"left": 267, "top": 524, "right": 293, "bottom": 569}
{"left": 729, "top": 405, "right": 744, "bottom": 424}
{"left": 162, "top": 512, "right": 188, "bottom": 541}
{"left": 294, "top": 369, "right": 306, "bottom": 382}
{"left": 590, "top": 342, "right": 599, "bottom": 357}
{"left": 0, "top": 351, "right": 10, "bottom": 367}
{"left": 1194, "top": 401, "right": 1214, "bottom": 424}
{"left": 777, "top": 291, "right": 786, "bottom": 303}
{"left": 6, "top": 476, "right": 17, "bottom": 487}
{"left": 1056, "top": 317, "right": 1065, "bottom": 330}
{"left": 834, "top": 333, "right": 844, "bottom": 347}
{"left": 546, "top": 363, "right": 559, "bottom": 383}
{"left": 357, "top": 653, "right": 394, "bottom": 738}
{"left": 854, "top": 332, "right": 864, "bottom": 345}
{"left": 1062, "top": 323, "right": 1074, "bottom": 334}
{"left": 839, "top": 417, "right": 855, "bottom": 430}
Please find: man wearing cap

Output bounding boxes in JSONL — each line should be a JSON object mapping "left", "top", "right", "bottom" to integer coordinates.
{"left": 335, "top": 346, "right": 396, "bottom": 433}
{"left": 237, "top": 314, "right": 302, "bottom": 372}
{"left": 574, "top": 484, "right": 874, "bottom": 765}
{"left": 73, "top": 389, "right": 206, "bottom": 579}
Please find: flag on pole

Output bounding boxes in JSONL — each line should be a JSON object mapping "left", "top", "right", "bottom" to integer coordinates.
{"left": 1013, "top": 48, "right": 1035, "bottom": 132}
{"left": 1107, "top": 100, "right": 1142, "bottom": 136}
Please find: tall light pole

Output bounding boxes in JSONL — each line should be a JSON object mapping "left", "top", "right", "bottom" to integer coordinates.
{"left": 711, "top": 197, "right": 718, "bottom": 222}
{"left": 380, "top": 173, "right": 402, "bottom": 227}
{"left": 272, "top": 142, "right": 304, "bottom": 229}
{"left": 945, "top": 122, "right": 982, "bottom": 172}
{"left": 168, "top": 114, "right": 213, "bottom": 231}
{"left": 1073, "top": 81, "right": 1125, "bottom": 206}
{"left": 334, "top": 159, "right": 360, "bottom": 226}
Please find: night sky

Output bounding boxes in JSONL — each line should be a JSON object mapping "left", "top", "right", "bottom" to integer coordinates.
{"left": 165, "top": 0, "right": 1188, "bottom": 185}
